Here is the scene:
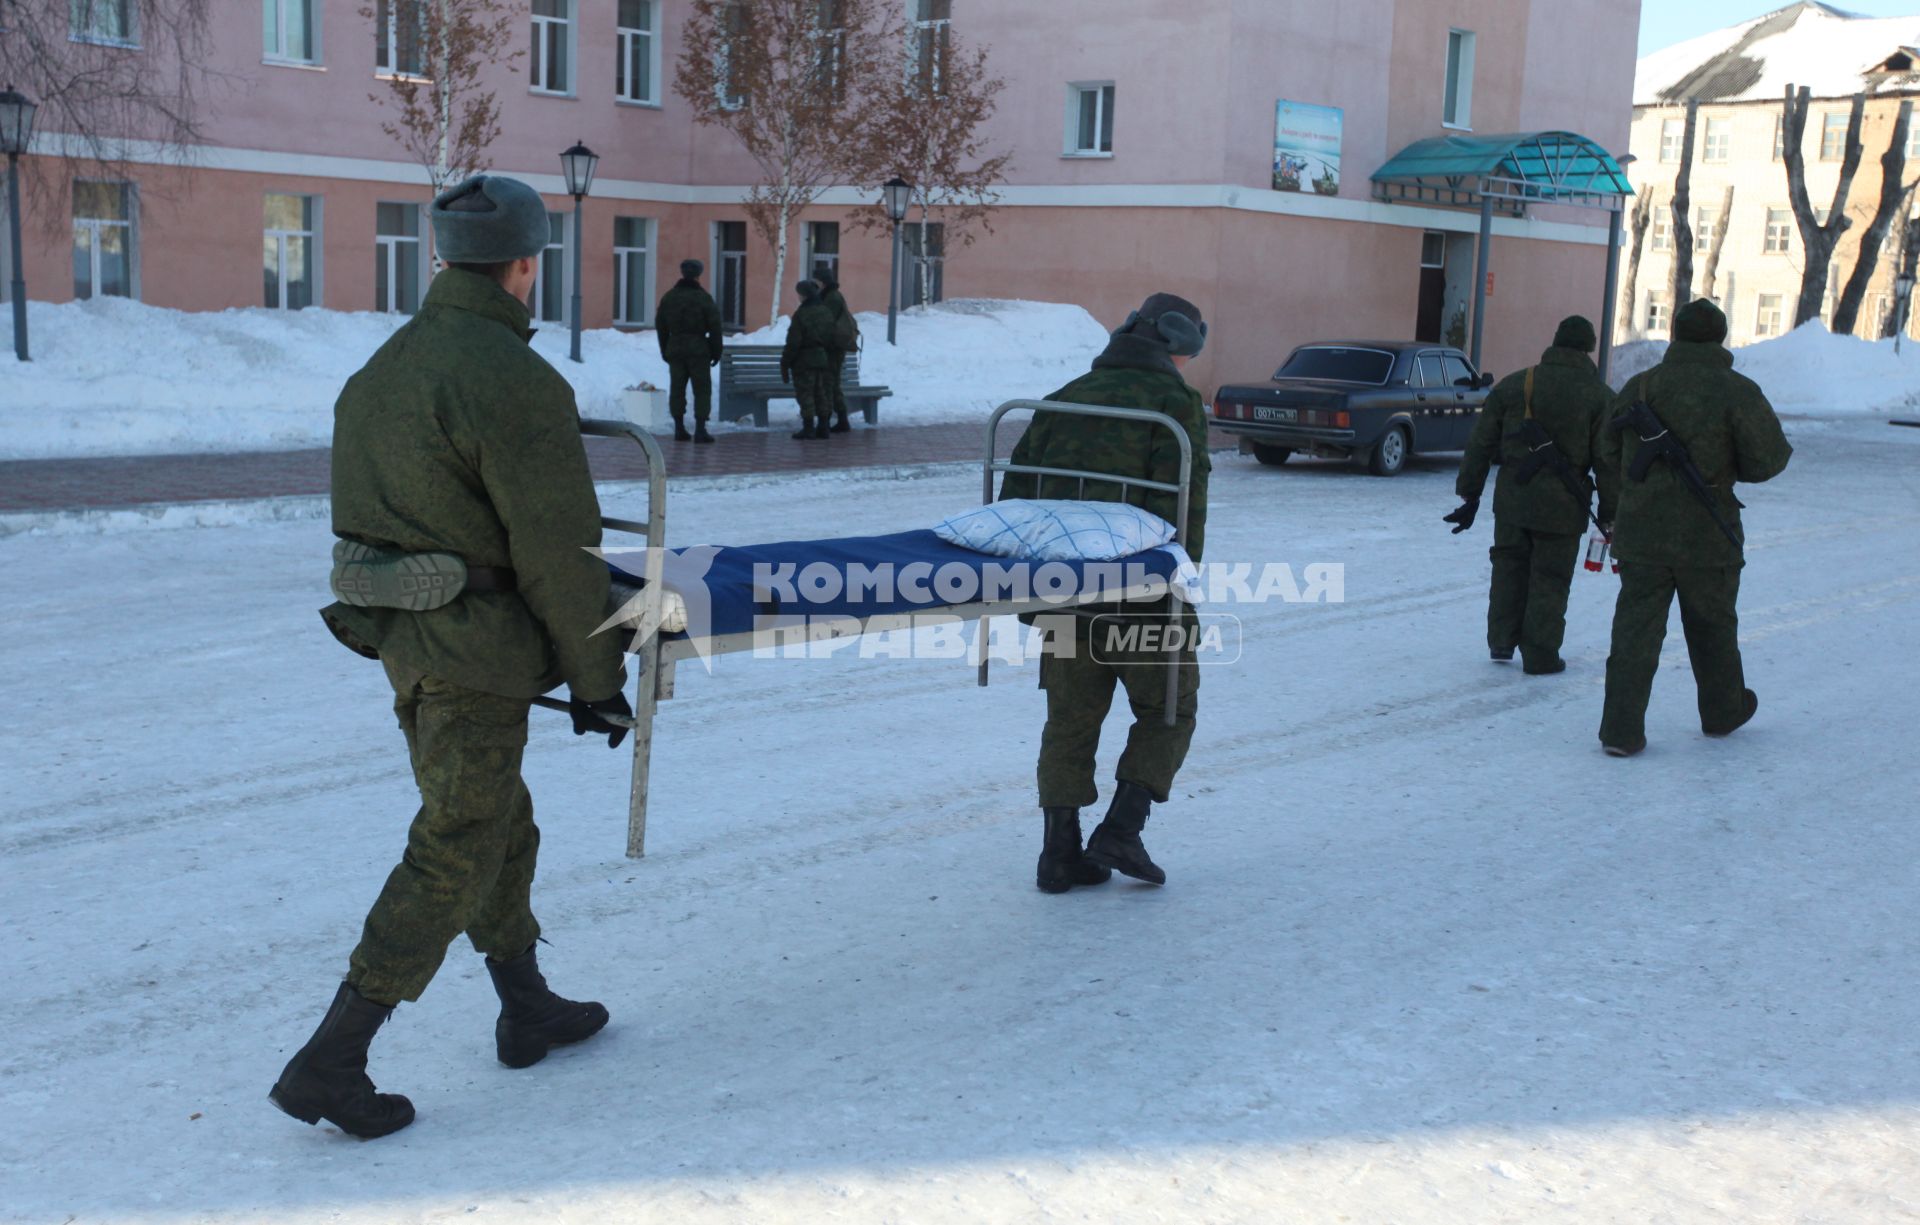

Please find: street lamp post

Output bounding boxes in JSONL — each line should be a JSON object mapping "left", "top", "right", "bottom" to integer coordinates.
{"left": 882, "top": 177, "right": 911, "bottom": 346}
{"left": 560, "top": 140, "right": 599, "bottom": 364}
{"left": 1897, "top": 268, "right": 1916, "bottom": 357}
{"left": 0, "top": 84, "right": 39, "bottom": 363}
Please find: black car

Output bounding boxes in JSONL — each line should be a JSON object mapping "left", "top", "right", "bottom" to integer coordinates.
{"left": 1212, "top": 342, "right": 1493, "bottom": 476}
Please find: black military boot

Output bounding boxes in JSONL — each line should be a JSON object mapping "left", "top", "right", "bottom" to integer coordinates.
{"left": 673, "top": 417, "right": 693, "bottom": 442}
{"left": 694, "top": 422, "right": 715, "bottom": 444}
{"left": 1036, "top": 807, "right": 1112, "bottom": 894}
{"left": 792, "top": 421, "right": 820, "bottom": 440}
{"left": 830, "top": 410, "right": 851, "bottom": 433}
{"left": 269, "top": 982, "right": 415, "bottom": 1139}
{"left": 1084, "top": 781, "right": 1167, "bottom": 885}
{"left": 1704, "top": 688, "right": 1759, "bottom": 737}
{"left": 485, "top": 945, "right": 610, "bottom": 1069}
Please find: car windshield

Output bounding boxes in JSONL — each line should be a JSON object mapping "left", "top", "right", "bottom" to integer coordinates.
{"left": 1276, "top": 347, "right": 1394, "bottom": 385}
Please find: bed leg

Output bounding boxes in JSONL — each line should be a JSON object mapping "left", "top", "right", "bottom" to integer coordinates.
{"left": 625, "top": 638, "right": 663, "bottom": 859}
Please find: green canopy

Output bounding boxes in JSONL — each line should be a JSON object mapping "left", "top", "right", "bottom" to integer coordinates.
{"left": 1371, "top": 131, "right": 1633, "bottom": 214}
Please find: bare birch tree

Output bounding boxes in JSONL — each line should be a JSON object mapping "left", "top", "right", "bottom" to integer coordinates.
{"left": 358, "top": 0, "right": 523, "bottom": 197}
{"left": 1833, "top": 99, "right": 1914, "bottom": 336}
{"left": 1782, "top": 85, "right": 1866, "bottom": 328}
{"left": 1667, "top": 99, "right": 1699, "bottom": 308}
{"left": 1699, "top": 184, "right": 1736, "bottom": 302}
{"left": 675, "top": 0, "right": 900, "bottom": 326}
{"left": 1617, "top": 185, "right": 1654, "bottom": 338}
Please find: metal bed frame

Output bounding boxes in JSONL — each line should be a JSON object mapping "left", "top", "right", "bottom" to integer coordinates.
{"left": 539, "top": 400, "right": 1193, "bottom": 860}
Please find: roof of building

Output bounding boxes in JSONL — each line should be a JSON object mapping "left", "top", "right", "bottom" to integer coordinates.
{"left": 1636, "top": 1, "right": 1920, "bottom": 107}
{"left": 1372, "top": 131, "right": 1633, "bottom": 213}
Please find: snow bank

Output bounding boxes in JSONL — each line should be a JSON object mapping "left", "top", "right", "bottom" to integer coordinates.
{"left": 1610, "top": 321, "right": 1920, "bottom": 416}
{"left": 0, "top": 295, "right": 1108, "bottom": 460}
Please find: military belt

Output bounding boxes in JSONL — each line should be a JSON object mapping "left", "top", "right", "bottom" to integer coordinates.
{"left": 330, "top": 539, "right": 518, "bottom": 611}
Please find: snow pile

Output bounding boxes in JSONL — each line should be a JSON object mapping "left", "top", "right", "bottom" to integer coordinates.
{"left": 1634, "top": 3, "right": 1920, "bottom": 107}
{"left": 0, "top": 295, "right": 1108, "bottom": 460}
{"left": 1611, "top": 320, "right": 1920, "bottom": 415}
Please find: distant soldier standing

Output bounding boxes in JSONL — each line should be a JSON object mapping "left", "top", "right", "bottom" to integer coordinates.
{"left": 1445, "top": 316, "right": 1617, "bottom": 674}
{"left": 270, "top": 175, "right": 633, "bottom": 1139}
{"left": 782, "top": 279, "right": 838, "bottom": 441}
{"left": 655, "top": 258, "right": 725, "bottom": 443}
{"left": 815, "top": 271, "right": 859, "bottom": 433}
{"left": 1596, "top": 298, "right": 1792, "bottom": 756}
{"left": 1000, "top": 292, "right": 1212, "bottom": 891}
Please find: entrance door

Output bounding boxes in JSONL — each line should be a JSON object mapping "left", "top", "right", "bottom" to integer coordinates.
{"left": 1415, "top": 230, "right": 1446, "bottom": 343}
{"left": 714, "top": 221, "right": 748, "bottom": 331}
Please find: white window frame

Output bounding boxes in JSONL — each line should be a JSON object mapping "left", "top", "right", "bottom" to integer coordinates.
{"left": 1064, "top": 82, "right": 1115, "bottom": 158}
{"left": 1755, "top": 293, "right": 1784, "bottom": 339}
{"left": 907, "top": 0, "right": 951, "bottom": 95}
{"left": 805, "top": 220, "right": 840, "bottom": 283}
{"left": 1703, "top": 116, "right": 1730, "bottom": 163}
{"left": 1693, "top": 207, "right": 1718, "bottom": 253}
{"left": 1644, "top": 290, "right": 1669, "bottom": 335}
{"left": 70, "top": 0, "right": 138, "bottom": 47}
{"left": 375, "top": 202, "right": 425, "bottom": 314}
{"left": 376, "top": 0, "right": 428, "bottom": 78}
{"left": 264, "top": 0, "right": 320, "bottom": 65}
{"left": 532, "top": 210, "right": 570, "bottom": 326}
{"left": 716, "top": 1, "right": 748, "bottom": 111}
{"left": 531, "top": 0, "right": 576, "bottom": 96}
{"left": 71, "top": 180, "right": 140, "bottom": 302}
{"left": 616, "top": 0, "right": 661, "bottom": 106}
{"left": 1651, "top": 207, "right": 1672, "bottom": 252}
{"left": 613, "top": 215, "right": 654, "bottom": 326}
{"left": 1820, "top": 111, "right": 1848, "bottom": 161}
{"left": 1442, "top": 28, "right": 1476, "bottom": 131}
{"left": 1907, "top": 120, "right": 1920, "bottom": 160}
{"left": 1773, "top": 114, "right": 1784, "bottom": 161}
{"left": 264, "top": 193, "right": 321, "bottom": 311}
{"left": 1763, "top": 208, "right": 1792, "bottom": 254}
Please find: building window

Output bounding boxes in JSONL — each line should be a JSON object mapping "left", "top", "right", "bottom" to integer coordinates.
{"left": 264, "top": 0, "right": 316, "bottom": 62}
{"left": 70, "top": 0, "right": 135, "bottom": 45}
{"left": 715, "top": 219, "right": 748, "bottom": 330}
{"left": 72, "top": 181, "right": 135, "bottom": 301}
{"left": 1773, "top": 113, "right": 1785, "bottom": 161}
{"left": 1066, "top": 83, "right": 1115, "bottom": 156}
{"left": 1443, "top": 29, "right": 1476, "bottom": 129}
{"left": 375, "top": 202, "right": 423, "bottom": 314}
{"left": 1764, "top": 207, "right": 1792, "bottom": 254}
{"left": 1645, "top": 290, "right": 1669, "bottom": 335}
{"left": 531, "top": 0, "right": 573, "bottom": 94}
{"left": 1755, "top": 293, "right": 1784, "bottom": 338}
{"left": 1659, "top": 118, "right": 1682, "bottom": 163}
{"left": 533, "top": 211, "right": 567, "bottom": 324}
{"left": 811, "top": 0, "right": 846, "bottom": 100}
{"left": 616, "top": 0, "right": 659, "bottom": 104}
{"left": 901, "top": 222, "right": 943, "bottom": 306}
{"left": 613, "top": 215, "right": 651, "bottom": 325}
{"left": 910, "top": 0, "right": 951, "bottom": 95}
{"left": 716, "top": 1, "right": 748, "bottom": 110}
{"left": 1651, "top": 207, "right": 1672, "bottom": 252}
{"left": 264, "top": 193, "right": 319, "bottom": 310}
{"left": 1907, "top": 121, "right": 1920, "bottom": 160}
{"left": 1703, "top": 116, "right": 1730, "bottom": 163}
{"left": 806, "top": 221, "right": 839, "bottom": 283}
{"left": 1694, "top": 208, "right": 1718, "bottom": 253}
{"left": 376, "top": 0, "right": 427, "bottom": 76}
{"left": 1821, "top": 112, "right": 1849, "bottom": 161}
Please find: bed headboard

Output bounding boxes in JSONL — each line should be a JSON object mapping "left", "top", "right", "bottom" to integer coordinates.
{"left": 982, "top": 399, "right": 1194, "bottom": 546}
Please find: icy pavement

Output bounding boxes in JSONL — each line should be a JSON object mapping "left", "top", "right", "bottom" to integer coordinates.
{"left": 2, "top": 420, "right": 1918, "bottom": 1223}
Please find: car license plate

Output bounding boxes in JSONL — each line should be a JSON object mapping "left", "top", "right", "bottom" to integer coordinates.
{"left": 1254, "top": 406, "right": 1298, "bottom": 423}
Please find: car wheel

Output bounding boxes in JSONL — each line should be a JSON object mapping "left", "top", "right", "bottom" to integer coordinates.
{"left": 1367, "top": 426, "right": 1410, "bottom": 477}
{"left": 1251, "top": 443, "right": 1293, "bottom": 467}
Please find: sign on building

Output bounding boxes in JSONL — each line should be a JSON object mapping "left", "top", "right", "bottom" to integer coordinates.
{"left": 1274, "top": 100, "right": 1344, "bottom": 195}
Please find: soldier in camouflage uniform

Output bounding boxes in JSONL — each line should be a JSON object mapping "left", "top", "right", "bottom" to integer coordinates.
{"left": 999, "top": 292, "right": 1212, "bottom": 891}
{"left": 1596, "top": 298, "right": 1792, "bottom": 756}
{"left": 270, "top": 176, "right": 632, "bottom": 1140}
{"left": 816, "top": 271, "right": 858, "bottom": 432}
{"left": 655, "top": 258, "right": 725, "bottom": 443}
{"left": 782, "top": 279, "right": 839, "bottom": 441}
{"left": 1446, "top": 316, "right": 1618, "bottom": 674}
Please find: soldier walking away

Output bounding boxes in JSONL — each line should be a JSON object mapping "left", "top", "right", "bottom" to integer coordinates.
{"left": 270, "top": 175, "right": 633, "bottom": 1140}
{"left": 656, "top": 258, "right": 725, "bottom": 443}
{"left": 816, "top": 271, "right": 860, "bottom": 432}
{"left": 999, "top": 292, "right": 1212, "bottom": 891}
{"left": 783, "top": 278, "right": 839, "bottom": 441}
{"left": 1596, "top": 298, "right": 1792, "bottom": 757}
{"left": 1445, "top": 316, "right": 1617, "bottom": 675}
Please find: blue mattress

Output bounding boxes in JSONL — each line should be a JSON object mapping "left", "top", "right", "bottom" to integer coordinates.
{"left": 607, "top": 528, "right": 1180, "bottom": 640}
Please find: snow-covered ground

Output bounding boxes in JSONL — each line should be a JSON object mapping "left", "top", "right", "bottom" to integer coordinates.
{"left": 1610, "top": 320, "right": 1920, "bottom": 416}
{"left": 4, "top": 418, "right": 1919, "bottom": 1223}
{"left": 0, "top": 296, "right": 1108, "bottom": 460}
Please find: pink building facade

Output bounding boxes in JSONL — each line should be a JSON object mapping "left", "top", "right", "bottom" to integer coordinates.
{"left": 6, "top": 0, "right": 1641, "bottom": 389}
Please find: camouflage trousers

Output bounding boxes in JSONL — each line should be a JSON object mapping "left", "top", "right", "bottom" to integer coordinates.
{"left": 1600, "top": 561, "right": 1747, "bottom": 746}
{"left": 347, "top": 658, "right": 541, "bottom": 1005}
{"left": 667, "top": 356, "right": 713, "bottom": 423}
{"left": 1487, "top": 521, "right": 1582, "bottom": 668}
{"left": 1036, "top": 613, "right": 1200, "bottom": 810}
{"left": 824, "top": 348, "right": 849, "bottom": 420}
{"left": 793, "top": 368, "right": 837, "bottom": 424}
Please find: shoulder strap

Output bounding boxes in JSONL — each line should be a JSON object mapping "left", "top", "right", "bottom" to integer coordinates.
{"left": 1524, "top": 366, "right": 1537, "bottom": 420}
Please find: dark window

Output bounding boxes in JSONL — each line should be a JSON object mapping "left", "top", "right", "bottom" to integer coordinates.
{"left": 1415, "top": 355, "right": 1446, "bottom": 387}
{"left": 1441, "top": 354, "right": 1476, "bottom": 386}
{"left": 1276, "top": 347, "right": 1394, "bottom": 385}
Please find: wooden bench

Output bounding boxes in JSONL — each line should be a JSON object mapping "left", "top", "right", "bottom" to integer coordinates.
{"left": 717, "top": 344, "right": 893, "bottom": 427}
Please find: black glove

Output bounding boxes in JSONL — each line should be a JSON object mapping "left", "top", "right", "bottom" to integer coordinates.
{"left": 1442, "top": 498, "right": 1480, "bottom": 534}
{"left": 779, "top": 364, "right": 791, "bottom": 385}
{"left": 569, "top": 689, "right": 634, "bottom": 749}
{"left": 709, "top": 354, "right": 722, "bottom": 367}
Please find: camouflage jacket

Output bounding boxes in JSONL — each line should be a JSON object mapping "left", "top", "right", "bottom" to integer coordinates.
{"left": 782, "top": 300, "right": 836, "bottom": 373}
{"left": 821, "top": 286, "right": 858, "bottom": 351}
{"left": 1456, "top": 346, "right": 1618, "bottom": 535}
{"left": 1599, "top": 341, "right": 1793, "bottom": 567}
{"left": 998, "top": 333, "right": 1212, "bottom": 561}
{"left": 655, "top": 279, "right": 724, "bottom": 364}
{"left": 323, "top": 268, "right": 627, "bottom": 701}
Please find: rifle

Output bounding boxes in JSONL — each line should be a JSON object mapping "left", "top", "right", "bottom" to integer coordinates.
{"left": 1612, "top": 392, "right": 1741, "bottom": 547}
{"left": 1510, "top": 367, "right": 1605, "bottom": 531}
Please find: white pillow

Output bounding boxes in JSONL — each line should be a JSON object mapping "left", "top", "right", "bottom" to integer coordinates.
{"left": 934, "top": 499, "right": 1178, "bottom": 561}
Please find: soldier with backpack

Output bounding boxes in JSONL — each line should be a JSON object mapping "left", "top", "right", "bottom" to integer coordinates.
{"left": 816, "top": 272, "right": 859, "bottom": 433}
